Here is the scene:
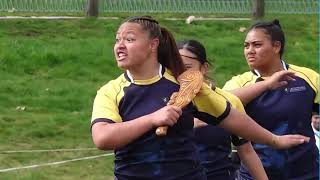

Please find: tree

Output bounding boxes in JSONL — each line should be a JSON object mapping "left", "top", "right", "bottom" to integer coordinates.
{"left": 252, "top": 0, "right": 264, "bottom": 19}
{"left": 87, "top": 0, "right": 98, "bottom": 17}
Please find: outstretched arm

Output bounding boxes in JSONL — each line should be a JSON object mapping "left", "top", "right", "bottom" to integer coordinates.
{"left": 218, "top": 108, "right": 309, "bottom": 149}
{"left": 237, "top": 142, "right": 268, "bottom": 180}
{"left": 92, "top": 105, "right": 182, "bottom": 150}
{"left": 227, "top": 81, "right": 269, "bottom": 105}
{"left": 227, "top": 70, "right": 295, "bottom": 105}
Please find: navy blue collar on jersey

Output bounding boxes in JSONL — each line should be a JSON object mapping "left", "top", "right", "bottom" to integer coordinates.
{"left": 125, "top": 64, "right": 164, "bottom": 83}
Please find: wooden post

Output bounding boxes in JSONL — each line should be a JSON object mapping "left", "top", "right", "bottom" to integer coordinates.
{"left": 252, "top": 0, "right": 264, "bottom": 19}
{"left": 86, "top": 0, "right": 98, "bottom": 17}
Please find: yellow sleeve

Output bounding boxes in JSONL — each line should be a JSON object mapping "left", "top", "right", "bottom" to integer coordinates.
{"left": 215, "top": 88, "right": 245, "bottom": 113}
{"left": 223, "top": 72, "right": 257, "bottom": 91}
{"left": 193, "top": 83, "right": 231, "bottom": 125}
{"left": 223, "top": 75, "right": 243, "bottom": 91}
{"left": 91, "top": 82, "right": 122, "bottom": 124}
{"left": 289, "top": 64, "right": 319, "bottom": 105}
{"left": 313, "top": 72, "right": 319, "bottom": 104}
{"left": 305, "top": 68, "right": 319, "bottom": 112}
{"left": 215, "top": 88, "right": 248, "bottom": 144}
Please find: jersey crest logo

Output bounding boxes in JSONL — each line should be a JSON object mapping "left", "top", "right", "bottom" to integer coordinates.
{"left": 289, "top": 86, "right": 306, "bottom": 93}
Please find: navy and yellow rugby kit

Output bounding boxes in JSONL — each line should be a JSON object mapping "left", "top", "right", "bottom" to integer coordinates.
{"left": 195, "top": 88, "right": 247, "bottom": 180}
{"left": 91, "top": 66, "right": 231, "bottom": 179}
{"left": 223, "top": 61, "right": 319, "bottom": 180}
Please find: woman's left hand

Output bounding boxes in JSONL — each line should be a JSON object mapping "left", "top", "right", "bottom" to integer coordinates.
{"left": 273, "top": 134, "right": 310, "bottom": 149}
{"left": 265, "top": 70, "right": 295, "bottom": 90}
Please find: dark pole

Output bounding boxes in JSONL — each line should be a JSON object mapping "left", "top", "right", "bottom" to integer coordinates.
{"left": 252, "top": 0, "right": 265, "bottom": 19}
{"left": 87, "top": 0, "right": 98, "bottom": 17}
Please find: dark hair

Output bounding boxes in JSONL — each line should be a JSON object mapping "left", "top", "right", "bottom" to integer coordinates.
{"left": 177, "top": 39, "right": 215, "bottom": 89}
{"left": 247, "top": 19, "right": 285, "bottom": 58}
{"left": 123, "top": 16, "right": 185, "bottom": 78}
{"left": 177, "top": 39, "right": 208, "bottom": 65}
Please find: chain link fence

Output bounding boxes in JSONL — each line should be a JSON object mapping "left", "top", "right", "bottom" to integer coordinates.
{"left": 0, "top": 0, "right": 318, "bottom": 14}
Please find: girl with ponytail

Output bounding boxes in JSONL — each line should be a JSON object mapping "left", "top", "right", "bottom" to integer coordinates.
{"left": 90, "top": 16, "right": 310, "bottom": 179}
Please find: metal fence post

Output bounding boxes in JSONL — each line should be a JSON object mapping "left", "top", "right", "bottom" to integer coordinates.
{"left": 86, "top": 0, "right": 98, "bottom": 17}
{"left": 252, "top": 0, "right": 264, "bottom": 19}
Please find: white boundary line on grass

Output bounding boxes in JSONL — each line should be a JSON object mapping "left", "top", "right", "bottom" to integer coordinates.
{"left": 1, "top": 148, "right": 237, "bottom": 153}
{"left": 0, "top": 152, "right": 114, "bottom": 173}
{"left": 165, "top": 17, "right": 251, "bottom": 21}
{"left": 0, "top": 148, "right": 97, "bottom": 153}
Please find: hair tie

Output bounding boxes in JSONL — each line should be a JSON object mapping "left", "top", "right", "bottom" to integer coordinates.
{"left": 272, "top": 19, "right": 281, "bottom": 28}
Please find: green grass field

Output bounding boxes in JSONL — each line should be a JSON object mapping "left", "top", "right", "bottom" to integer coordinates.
{"left": 0, "top": 14, "right": 318, "bottom": 179}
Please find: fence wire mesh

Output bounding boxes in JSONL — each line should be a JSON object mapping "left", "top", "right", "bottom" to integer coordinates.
{"left": 0, "top": 0, "right": 318, "bottom": 14}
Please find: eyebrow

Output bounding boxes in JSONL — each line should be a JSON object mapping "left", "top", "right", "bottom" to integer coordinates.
{"left": 180, "top": 54, "right": 198, "bottom": 60}
{"left": 244, "top": 40, "right": 263, "bottom": 43}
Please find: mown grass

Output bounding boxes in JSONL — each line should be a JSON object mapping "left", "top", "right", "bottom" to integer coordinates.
{"left": 0, "top": 14, "right": 318, "bottom": 179}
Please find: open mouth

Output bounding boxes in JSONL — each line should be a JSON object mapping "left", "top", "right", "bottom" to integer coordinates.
{"left": 117, "top": 51, "right": 127, "bottom": 61}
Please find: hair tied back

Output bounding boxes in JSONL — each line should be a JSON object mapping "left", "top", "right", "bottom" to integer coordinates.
{"left": 272, "top": 19, "right": 281, "bottom": 28}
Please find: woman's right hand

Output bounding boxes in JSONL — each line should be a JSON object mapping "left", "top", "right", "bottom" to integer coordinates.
{"left": 149, "top": 105, "right": 182, "bottom": 127}
{"left": 264, "top": 70, "right": 295, "bottom": 90}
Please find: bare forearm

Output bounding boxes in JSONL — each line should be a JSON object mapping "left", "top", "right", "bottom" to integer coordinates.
{"left": 218, "top": 108, "right": 274, "bottom": 146}
{"left": 237, "top": 143, "right": 268, "bottom": 180}
{"left": 92, "top": 115, "right": 154, "bottom": 150}
{"left": 228, "top": 81, "right": 268, "bottom": 105}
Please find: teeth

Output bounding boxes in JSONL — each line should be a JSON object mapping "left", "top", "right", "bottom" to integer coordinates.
{"left": 118, "top": 53, "right": 126, "bottom": 57}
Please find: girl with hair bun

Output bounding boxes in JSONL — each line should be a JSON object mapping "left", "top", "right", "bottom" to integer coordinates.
{"left": 224, "top": 19, "right": 319, "bottom": 179}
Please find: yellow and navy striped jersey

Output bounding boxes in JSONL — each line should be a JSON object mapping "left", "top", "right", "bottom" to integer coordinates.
{"left": 91, "top": 67, "right": 231, "bottom": 179}
{"left": 223, "top": 62, "right": 319, "bottom": 179}
{"left": 223, "top": 63, "right": 319, "bottom": 108}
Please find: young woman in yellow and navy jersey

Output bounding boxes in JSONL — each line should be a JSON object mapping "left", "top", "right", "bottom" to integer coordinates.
{"left": 177, "top": 39, "right": 268, "bottom": 180}
{"left": 223, "top": 19, "right": 319, "bottom": 180}
{"left": 90, "top": 16, "right": 309, "bottom": 180}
